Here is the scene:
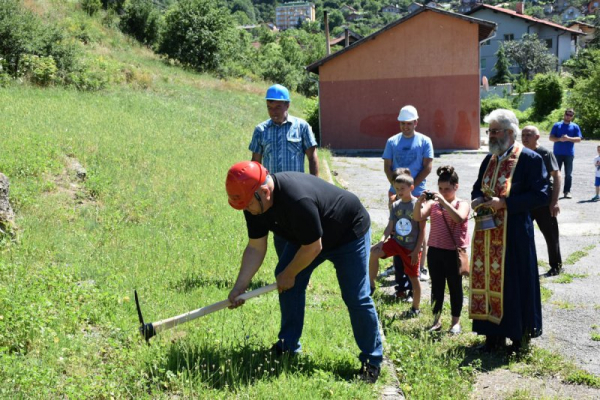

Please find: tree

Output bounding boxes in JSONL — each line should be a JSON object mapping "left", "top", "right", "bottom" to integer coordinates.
{"left": 120, "top": 0, "right": 161, "bottom": 46}
{"left": 503, "top": 33, "right": 557, "bottom": 79}
{"left": 563, "top": 48, "right": 600, "bottom": 79}
{"left": 490, "top": 44, "right": 513, "bottom": 84}
{"left": 570, "top": 62, "right": 600, "bottom": 138}
{"left": 531, "top": 73, "right": 563, "bottom": 120}
{"left": 158, "top": 0, "right": 233, "bottom": 72}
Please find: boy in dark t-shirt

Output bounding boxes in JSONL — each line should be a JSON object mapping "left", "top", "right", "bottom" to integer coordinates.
{"left": 369, "top": 169, "right": 425, "bottom": 318}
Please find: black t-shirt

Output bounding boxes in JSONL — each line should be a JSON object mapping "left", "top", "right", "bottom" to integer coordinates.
{"left": 534, "top": 145, "right": 558, "bottom": 192}
{"left": 244, "top": 172, "right": 371, "bottom": 251}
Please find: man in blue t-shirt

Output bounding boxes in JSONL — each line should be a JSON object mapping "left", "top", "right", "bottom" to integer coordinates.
{"left": 550, "top": 108, "right": 582, "bottom": 199}
{"left": 382, "top": 105, "right": 434, "bottom": 288}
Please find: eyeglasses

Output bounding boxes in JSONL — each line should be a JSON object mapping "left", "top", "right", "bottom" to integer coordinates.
{"left": 565, "top": 113, "right": 574, "bottom": 117}
{"left": 486, "top": 129, "right": 507, "bottom": 135}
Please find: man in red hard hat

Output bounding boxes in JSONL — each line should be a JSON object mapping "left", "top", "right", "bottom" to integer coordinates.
{"left": 225, "top": 161, "right": 383, "bottom": 383}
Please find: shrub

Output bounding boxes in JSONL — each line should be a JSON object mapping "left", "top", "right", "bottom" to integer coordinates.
{"left": 531, "top": 73, "right": 563, "bottom": 121}
{"left": 304, "top": 97, "right": 320, "bottom": 144}
{"left": 570, "top": 63, "right": 600, "bottom": 138}
{"left": 20, "top": 54, "right": 58, "bottom": 86}
{"left": 81, "top": 0, "right": 102, "bottom": 16}
{"left": 0, "top": 1, "right": 78, "bottom": 82}
{"left": 480, "top": 96, "right": 513, "bottom": 122}
{"left": 120, "top": 0, "right": 161, "bottom": 46}
{"left": 158, "top": 0, "right": 233, "bottom": 73}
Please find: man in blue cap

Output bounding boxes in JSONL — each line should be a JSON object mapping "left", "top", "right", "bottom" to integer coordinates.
{"left": 250, "top": 84, "right": 319, "bottom": 177}
{"left": 249, "top": 84, "right": 320, "bottom": 258}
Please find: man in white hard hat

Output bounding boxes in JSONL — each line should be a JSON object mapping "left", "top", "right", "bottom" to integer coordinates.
{"left": 382, "top": 105, "right": 434, "bottom": 293}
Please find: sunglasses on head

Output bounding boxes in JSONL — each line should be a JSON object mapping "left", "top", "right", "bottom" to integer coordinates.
{"left": 565, "top": 113, "right": 574, "bottom": 116}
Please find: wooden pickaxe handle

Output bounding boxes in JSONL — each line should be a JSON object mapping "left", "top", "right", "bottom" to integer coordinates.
{"left": 138, "top": 283, "right": 277, "bottom": 341}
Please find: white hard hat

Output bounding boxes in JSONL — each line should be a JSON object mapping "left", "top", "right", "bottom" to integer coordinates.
{"left": 398, "top": 105, "right": 419, "bottom": 122}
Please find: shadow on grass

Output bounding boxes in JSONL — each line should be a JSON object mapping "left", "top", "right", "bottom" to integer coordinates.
{"left": 456, "top": 342, "right": 513, "bottom": 373}
{"left": 171, "top": 274, "right": 272, "bottom": 293}
{"left": 153, "top": 342, "right": 359, "bottom": 390}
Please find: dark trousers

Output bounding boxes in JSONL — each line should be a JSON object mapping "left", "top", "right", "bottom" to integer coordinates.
{"left": 555, "top": 155, "right": 574, "bottom": 194}
{"left": 531, "top": 205, "right": 562, "bottom": 269}
{"left": 393, "top": 255, "right": 413, "bottom": 292}
{"left": 427, "top": 247, "right": 463, "bottom": 317}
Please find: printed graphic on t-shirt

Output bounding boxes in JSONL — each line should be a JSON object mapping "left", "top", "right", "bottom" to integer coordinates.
{"left": 395, "top": 217, "right": 412, "bottom": 237}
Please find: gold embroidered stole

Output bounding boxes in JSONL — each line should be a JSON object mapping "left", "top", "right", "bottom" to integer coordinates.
{"left": 469, "top": 143, "right": 522, "bottom": 324}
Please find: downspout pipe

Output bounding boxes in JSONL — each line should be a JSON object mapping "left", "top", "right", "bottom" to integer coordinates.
{"left": 555, "top": 30, "right": 568, "bottom": 72}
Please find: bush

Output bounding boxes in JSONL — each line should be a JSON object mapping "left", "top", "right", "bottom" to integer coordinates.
{"left": 81, "top": 0, "right": 102, "bottom": 16}
{"left": 20, "top": 54, "right": 58, "bottom": 86}
{"left": 158, "top": 0, "right": 233, "bottom": 73}
{"left": 531, "top": 73, "right": 563, "bottom": 120}
{"left": 304, "top": 97, "right": 320, "bottom": 144}
{"left": 570, "top": 63, "right": 600, "bottom": 138}
{"left": 120, "top": 0, "right": 161, "bottom": 46}
{"left": 480, "top": 96, "right": 513, "bottom": 122}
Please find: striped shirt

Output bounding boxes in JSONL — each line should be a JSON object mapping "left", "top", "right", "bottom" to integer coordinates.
{"left": 249, "top": 115, "right": 317, "bottom": 173}
{"left": 428, "top": 201, "right": 470, "bottom": 250}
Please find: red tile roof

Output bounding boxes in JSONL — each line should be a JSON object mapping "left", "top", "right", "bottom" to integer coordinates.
{"left": 467, "top": 4, "right": 583, "bottom": 35}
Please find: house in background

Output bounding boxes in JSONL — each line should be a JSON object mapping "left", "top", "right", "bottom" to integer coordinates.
{"left": 458, "top": 0, "right": 480, "bottom": 14}
{"left": 588, "top": 0, "right": 600, "bottom": 14}
{"left": 467, "top": 3, "right": 583, "bottom": 80}
{"left": 561, "top": 5, "right": 582, "bottom": 21}
{"left": 306, "top": 7, "right": 496, "bottom": 151}
{"left": 407, "top": 2, "right": 422, "bottom": 14}
{"left": 381, "top": 4, "right": 401, "bottom": 14}
{"left": 275, "top": 2, "right": 315, "bottom": 30}
{"left": 568, "top": 20, "right": 596, "bottom": 47}
{"left": 329, "top": 29, "right": 363, "bottom": 48}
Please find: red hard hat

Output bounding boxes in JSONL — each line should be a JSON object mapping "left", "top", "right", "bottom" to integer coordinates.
{"left": 226, "top": 161, "right": 268, "bottom": 210}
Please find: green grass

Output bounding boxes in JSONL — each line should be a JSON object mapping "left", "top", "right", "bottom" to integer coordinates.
{"left": 564, "top": 245, "right": 596, "bottom": 265}
{"left": 0, "top": 81, "right": 375, "bottom": 398}
{"left": 554, "top": 273, "right": 588, "bottom": 284}
{"left": 540, "top": 286, "right": 553, "bottom": 303}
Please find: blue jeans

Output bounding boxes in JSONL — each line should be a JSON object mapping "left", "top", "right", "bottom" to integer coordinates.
{"left": 555, "top": 154, "right": 574, "bottom": 194}
{"left": 273, "top": 230, "right": 383, "bottom": 367}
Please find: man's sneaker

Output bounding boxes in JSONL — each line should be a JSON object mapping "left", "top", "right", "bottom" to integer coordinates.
{"left": 420, "top": 268, "right": 430, "bottom": 281}
{"left": 401, "top": 307, "right": 421, "bottom": 319}
{"left": 591, "top": 195, "right": 599, "bottom": 202}
{"left": 269, "top": 343, "right": 299, "bottom": 357}
{"left": 564, "top": 192, "right": 572, "bottom": 199}
{"left": 359, "top": 362, "right": 380, "bottom": 383}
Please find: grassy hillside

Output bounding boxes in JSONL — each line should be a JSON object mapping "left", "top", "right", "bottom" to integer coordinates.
{"left": 0, "top": 2, "right": 380, "bottom": 398}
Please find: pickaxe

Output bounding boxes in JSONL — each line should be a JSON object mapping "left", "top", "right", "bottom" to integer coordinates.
{"left": 134, "top": 283, "right": 277, "bottom": 342}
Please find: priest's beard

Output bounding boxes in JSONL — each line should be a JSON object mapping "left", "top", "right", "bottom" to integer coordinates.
{"left": 489, "top": 133, "right": 511, "bottom": 155}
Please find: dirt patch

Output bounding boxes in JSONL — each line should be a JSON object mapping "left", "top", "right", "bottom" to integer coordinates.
{"left": 46, "top": 155, "right": 96, "bottom": 206}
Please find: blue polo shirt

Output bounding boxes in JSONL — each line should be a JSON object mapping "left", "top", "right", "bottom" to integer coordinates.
{"left": 550, "top": 122, "right": 582, "bottom": 156}
{"left": 249, "top": 115, "right": 317, "bottom": 173}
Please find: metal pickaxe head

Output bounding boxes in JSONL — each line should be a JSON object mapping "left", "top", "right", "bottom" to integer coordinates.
{"left": 134, "top": 290, "right": 156, "bottom": 344}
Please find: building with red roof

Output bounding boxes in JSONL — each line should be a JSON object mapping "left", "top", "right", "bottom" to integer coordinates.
{"left": 466, "top": 3, "right": 584, "bottom": 80}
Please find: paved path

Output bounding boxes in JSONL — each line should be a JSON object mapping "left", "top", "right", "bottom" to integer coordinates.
{"left": 331, "top": 134, "right": 600, "bottom": 382}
